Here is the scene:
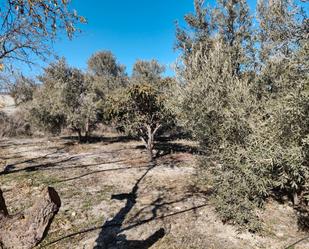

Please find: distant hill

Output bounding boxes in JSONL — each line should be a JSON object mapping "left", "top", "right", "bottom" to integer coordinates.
{"left": 0, "top": 94, "right": 16, "bottom": 115}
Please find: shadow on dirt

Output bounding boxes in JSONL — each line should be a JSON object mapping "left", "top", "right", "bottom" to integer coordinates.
{"left": 134, "top": 141, "right": 203, "bottom": 160}
{"left": 0, "top": 140, "right": 47, "bottom": 149}
{"left": 42, "top": 202, "right": 208, "bottom": 248}
{"left": 54, "top": 164, "right": 149, "bottom": 184}
{"left": 296, "top": 206, "right": 309, "bottom": 232}
{"left": 60, "top": 133, "right": 202, "bottom": 159}
{"left": 61, "top": 135, "right": 135, "bottom": 145}
{"left": 0, "top": 141, "right": 144, "bottom": 176}
{"left": 0, "top": 148, "right": 75, "bottom": 175}
{"left": 41, "top": 162, "right": 209, "bottom": 249}
{"left": 0, "top": 156, "right": 65, "bottom": 175}
{"left": 94, "top": 163, "right": 165, "bottom": 249}
{"left": 155, "top": 141, "right": 203, "bottom": 157}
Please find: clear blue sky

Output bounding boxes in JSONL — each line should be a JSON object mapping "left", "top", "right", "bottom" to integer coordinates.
{"left": 53, "top": 0, "right": 196, "bottom": 76}
{"left": 26, "top": 0, "right": 258, "bottom": 77}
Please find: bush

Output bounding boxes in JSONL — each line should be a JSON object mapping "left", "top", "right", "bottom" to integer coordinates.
{"left": 29, "top": 59, "right": 99, "bottom": 141}
{"left": 177, "top": 0, "right": 308, "bottom": 231}
{"left": 0, "top": 110, "right": 31, "bottom": 137}
{"left": 107, "top": 81, "right": 175, "bottom": 161}
{"left": 9, "top": 75, "right": 36, "bottom": 105}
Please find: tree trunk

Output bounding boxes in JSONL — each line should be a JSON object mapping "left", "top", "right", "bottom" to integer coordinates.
{"left": 77, "top": 129, "right": 82, "bottom": 143}
{"left": 141, "top": 124, "right": 161, "bottom": 162}
{"left": 147, "top": 125, "right": 154, "bottom": 161}
{"left": 85, "top": 120, "right": 90, "bottom": 142}
{"left": 84, "top": 131, "right": 89, "bottom": 143}
{"left": 0, "top": 187, "right": 61, "bottom": 249}
{"left": 293, "top": 192, "right": 299, "bottom": 206}
{"left": 147, "top": 141, "right": 154, "bottom": 161}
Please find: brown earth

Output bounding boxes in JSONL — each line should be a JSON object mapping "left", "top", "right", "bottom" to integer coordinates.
{"left": 0, "top": 134, "right": 308, "bottom": 249}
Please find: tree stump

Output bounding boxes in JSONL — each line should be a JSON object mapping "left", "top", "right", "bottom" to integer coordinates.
{"left": 0, "top": 189, "right": 8, "bottom": 219}
{"left": 0, "top": 187, "right": 61, "bottom": 249}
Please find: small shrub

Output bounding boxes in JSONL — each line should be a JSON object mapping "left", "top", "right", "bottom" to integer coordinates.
{"left": 9, "top": 75, "right": 36, "bottom": 105}
{"left": 0, "top": 110, "right": 31, "bottom": 137}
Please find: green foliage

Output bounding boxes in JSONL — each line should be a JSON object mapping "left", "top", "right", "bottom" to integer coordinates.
{"left": 30, "top": 88, "right": 66, "bottom": 135}
{"left": 29, "top": 59, "right": 99, "bottom": 140}
{"left": 87, "top": 51, "right": 126, "bottom": 79}
{"left": 112, "top": 83, "right": 174, "bottom": 135}
{"left": 132, "top": 59, "right": 165, "bottom": 84}
{"left": 211, "top": 152, "right": 266, "bottom": 232}
{"left": 177, "top": 0, "right": 308, "bottom": 231}
{"left": 107, "top": 60, "right": 175, "bottom": 160}
{"left": 86, "top": 51, "right": 128, "bottom": 123}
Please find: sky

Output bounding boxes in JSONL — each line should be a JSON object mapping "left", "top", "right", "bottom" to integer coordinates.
{"left": 53, "top": 0, "right": 196, "bottom": 76}
{"left": 26, "top": 0, "right": 258, "bottom": 77}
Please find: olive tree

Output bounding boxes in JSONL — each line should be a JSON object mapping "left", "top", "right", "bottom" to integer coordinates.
{"left": 86, "top": 51, "right": 128, "bottom": 120}
{"left": 30, "top": 59, "right": 98, "bottom": 141}
{"left": 177, "top": 0, "right": 261, "bottom": 231}
{"left": 256, "top": 0, "right": 309, "bottom": 205}
{"left": 88, "top": 51, "right": 126, "bottom": 79}
{"left": 87, "top": 51, "right": 127, "bottom": 93}
{"left": 109, "top": 84, "right": 174, "bottom": 161}
{"left": 107, "top": 60, "right": 174, "bottom": 161}
{"left": 132, "top": 59, "right": 165, "bottom": 84}
{"left": 177, "top": 0, "right": 308, "bottom": 231}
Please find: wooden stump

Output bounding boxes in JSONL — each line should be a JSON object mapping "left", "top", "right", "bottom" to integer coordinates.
{"left": 0, "top": 187, "right": 61, "bottom": 249}
{"left": 0, "top": 189, "right": 8, "bottom": 219}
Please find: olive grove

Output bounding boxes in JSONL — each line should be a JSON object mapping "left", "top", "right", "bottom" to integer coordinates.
{"left": 176, "top": 0, "right": 308, "bottom": 230}
{"left": 0, "top": 1, "right": 308, "bottom": 242}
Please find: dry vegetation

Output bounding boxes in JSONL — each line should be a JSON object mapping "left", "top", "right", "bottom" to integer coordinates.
{"left": 0, "top": 134, "right": 308, "bottom": 249}
{"left": 0, "top": 0, "right": 308, "bottom": 248}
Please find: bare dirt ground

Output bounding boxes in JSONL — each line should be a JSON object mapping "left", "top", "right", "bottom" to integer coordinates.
{"left": 0, "top": 134, "right": 308, "bottom": 249}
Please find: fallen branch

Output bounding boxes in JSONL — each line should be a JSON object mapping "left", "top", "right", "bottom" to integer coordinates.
{"left": 0, "top": 187, "right": 61, "bottom": 249}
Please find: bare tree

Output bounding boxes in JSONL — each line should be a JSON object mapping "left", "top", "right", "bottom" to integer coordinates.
{"left": 0, "top": 0, "right": 85, "bottom": 67}
{"left": 0, "top": 13, "right": 87, "bottom": 239}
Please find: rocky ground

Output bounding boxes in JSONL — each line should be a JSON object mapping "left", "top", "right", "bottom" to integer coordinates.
{"left": 0, "top": 134, "right": 308, "bottom": 249}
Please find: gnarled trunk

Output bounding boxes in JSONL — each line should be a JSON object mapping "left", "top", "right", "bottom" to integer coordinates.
{"left": 141, "top": 124, "right": 161, "bottom": 162}
{"left": 0, "top": 187, "right": 61, "bottom": 249}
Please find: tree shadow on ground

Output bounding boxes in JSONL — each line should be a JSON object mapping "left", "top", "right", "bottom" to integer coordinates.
{"left": 270, "top": 190, "right": 309, "bottom": 232}
{"left": 296, "top": 206, "right": 309, "bottom": 232}
{"left": 155, "top": 142, "right": 203, "bottom": 157}
{"left": 134, "top": 141, "right": 204, "bottom": 160}
{"left": 61, "top": 135, "right": 136, "bottom": 145}
{"left": 0, "top": 148, "right": 78, "bottom": 175}
{"left": 0, "top": 140, "right": 51, "bottom": 151}
{"left": 94, "top": 163, "right": 166, "bottom": 249}
{"left": 0, "top": 139, "right": 147, "bottom": 176}
{"left": 156, "top": 131, "right": 192, "bottom": 142}
{"left": 42, "top": 199, "right": 207, "bottom": 248}
{"left": 41, "top": 159, "right": 209, "bottom": 248}
{"left": 0, "top": 145, "right": 63, "bottom": 160}
{"left": 53, "top": 164, "right": 149, "bottom": 184}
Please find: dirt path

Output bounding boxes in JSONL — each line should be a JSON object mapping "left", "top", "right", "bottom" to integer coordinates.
{"left": 0, "top": 135, "right": 308, "bottom": 249}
